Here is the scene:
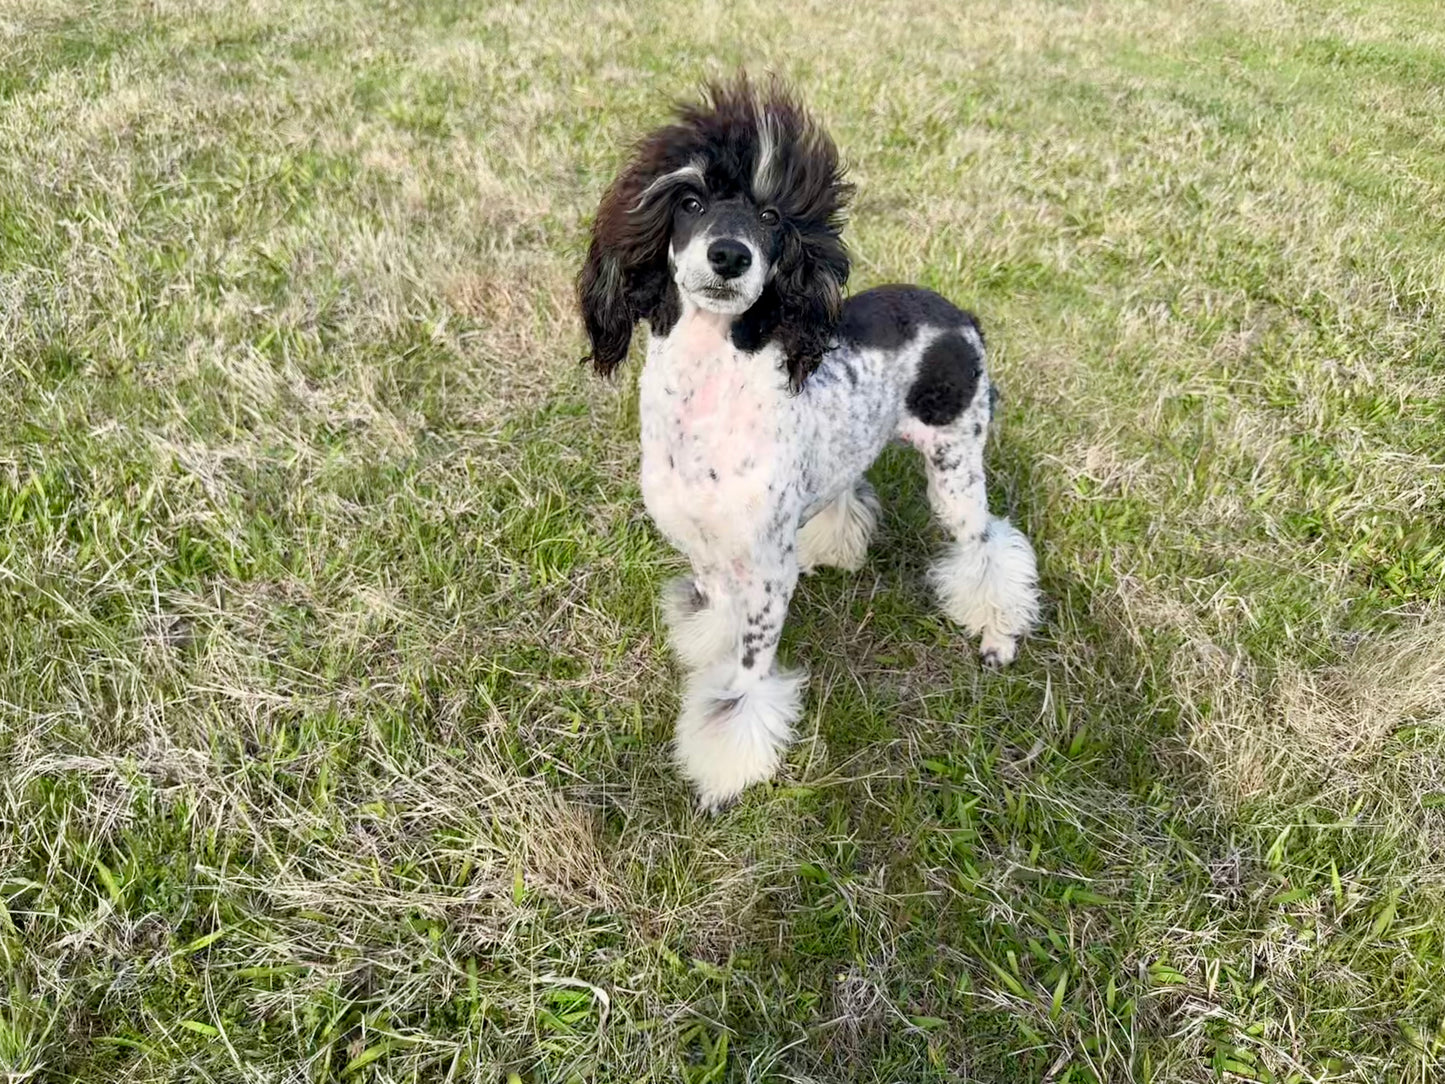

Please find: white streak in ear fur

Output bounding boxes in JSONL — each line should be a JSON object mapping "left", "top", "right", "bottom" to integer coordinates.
{"left": 595, "top": 252, "right": 621, "bottom": 299}
{"left": 631, "top": 160, "right": 707, "bottom": 212}
{"left": 753, "top": 113, "right": 781, "bottom": 199}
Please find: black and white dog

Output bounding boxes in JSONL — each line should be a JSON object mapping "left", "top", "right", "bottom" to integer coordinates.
{"left": 579, "top": 78, "right": 1040, "bottom": 809}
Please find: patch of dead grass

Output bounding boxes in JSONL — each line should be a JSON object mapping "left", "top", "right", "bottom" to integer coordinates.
{"left": 1182, "top": 613, "right": 1445, "bottom": 817}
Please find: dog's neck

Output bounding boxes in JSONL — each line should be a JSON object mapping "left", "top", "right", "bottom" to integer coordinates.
{"left": 660, "top": 287, "right": 784, "bottom": 362}
{"left": 647, "top": 296, "right": 788, "bottom": 399}
{"left": 672, "top": 300, "right": 735, "bottom": 353}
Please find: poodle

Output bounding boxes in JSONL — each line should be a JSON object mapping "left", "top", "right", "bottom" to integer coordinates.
{"left": 578, "top": 77, "right": 1041, "bottom": 809}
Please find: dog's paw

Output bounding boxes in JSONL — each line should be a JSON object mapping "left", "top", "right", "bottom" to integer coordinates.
{"left": 674, "top": 665, "right": 803, "bottom": 809}
{"left": 695, "top": 791, "right": 740, "bottom": 816}
{"left": 978, "top": 632, "right": 1018, "bottom": 668}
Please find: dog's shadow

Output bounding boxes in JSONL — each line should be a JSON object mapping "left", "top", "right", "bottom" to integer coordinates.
{"left": 589, "top": 416, "right": 1234, "bottom": 1079}
{"left": 784, "top": 430, "right": 1203, "bottom": 798}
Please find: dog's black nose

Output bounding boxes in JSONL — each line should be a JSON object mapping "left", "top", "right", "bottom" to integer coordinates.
{"left": 707, "top": 239, "right": 753, "bottom": 280}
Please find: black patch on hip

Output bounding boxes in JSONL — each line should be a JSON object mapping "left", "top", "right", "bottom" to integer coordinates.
{"left": 838, "top": 284, "right": 982, "bottom": 351}
{"left": 906, "top": 332, "right": 982, "bottom": 426}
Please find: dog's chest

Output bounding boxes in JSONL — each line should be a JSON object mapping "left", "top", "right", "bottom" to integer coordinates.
{"left": 639, "top": 314, "right": 788, "bottom": 559}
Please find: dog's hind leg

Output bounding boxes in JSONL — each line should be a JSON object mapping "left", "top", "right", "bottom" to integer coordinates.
{"left": 922, "top": 446, "right": 1039, "bottom": 666}
{"left": 672, "top": 555, "right": 804, "bottom": 812}
{"left": 900, "top": 331, "right": 1040, "bottom": 666}
{"left": 797, "top": 479, "right": 880, "bottom": 574}
{"left": 660, "top": 576, "right": 738, "bottom": 669}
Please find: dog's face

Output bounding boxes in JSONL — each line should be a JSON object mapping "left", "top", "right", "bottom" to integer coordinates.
{"left": 668, "top": 190, "right": 779, "bottom": 316}
{"left": 578, "top": 77, "right": 852, "bottom": 389}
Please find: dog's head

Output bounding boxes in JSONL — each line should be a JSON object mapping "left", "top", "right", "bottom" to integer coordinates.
{"left": 578, "top": 77, "right": 852, "bottom": 389}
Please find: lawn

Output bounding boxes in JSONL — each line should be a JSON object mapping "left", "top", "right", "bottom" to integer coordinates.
{"left": 2, "top": 0, "right": 1443, "bottom": 1080}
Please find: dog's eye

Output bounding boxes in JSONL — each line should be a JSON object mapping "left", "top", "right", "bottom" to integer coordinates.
{"left": 759, "top": 208, "right": 780, "bottom": 227}
{"left": 681, "top": 196, "right": 705, "bottom": 215}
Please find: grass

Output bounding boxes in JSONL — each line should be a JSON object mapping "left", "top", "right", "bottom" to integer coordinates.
{"left": 1, "top": 0, "right": 1443, "bottom": 1079}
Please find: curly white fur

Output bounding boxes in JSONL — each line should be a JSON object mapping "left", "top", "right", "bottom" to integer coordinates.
{"left": 674, "top": 663, "right": 806, "bottom": 812}
{"left": 798, "top": 480, "right": 880, "bottom": 574}
{"left": 930, "top": 516, "right": 1041, "bottom": 666}
{"left": 660, "top": 576, "right": 738, "bottom": 669}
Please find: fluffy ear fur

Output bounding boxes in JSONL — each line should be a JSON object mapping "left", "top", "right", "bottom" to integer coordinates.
{"left": 773, "top": 224, "right": 849, "bottom": 389}
{"left": 577, "top": 127, "right": 695, "bottom": 376}
{"left": 577, "top": 241, "right": 632, "bottom": 376}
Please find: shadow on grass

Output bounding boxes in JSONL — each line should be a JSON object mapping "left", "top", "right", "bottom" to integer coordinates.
{"left": 746, "top": 435, "right": 1267, "bottom": 1080}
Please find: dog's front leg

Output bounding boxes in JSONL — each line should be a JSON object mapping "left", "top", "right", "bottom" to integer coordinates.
{"left": 671, "top": 550, "right": 803, "bottom": 812}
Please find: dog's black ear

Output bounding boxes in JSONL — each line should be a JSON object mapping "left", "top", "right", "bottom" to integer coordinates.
{"left": 578, "top": 239, "right": 633, "bottom": 377}
{"left": 774, "top": 228, "right": 850, "bottom": 390}
{"left": 578, "top": 125, "right": 698, "bottom": 376}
